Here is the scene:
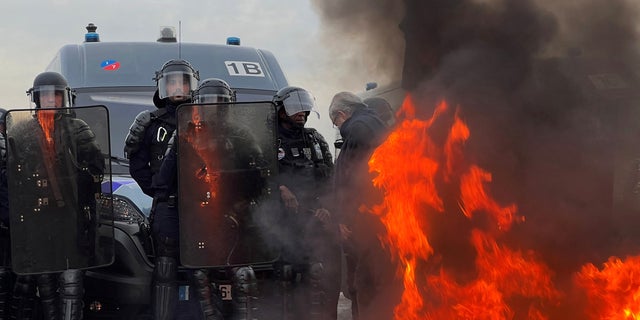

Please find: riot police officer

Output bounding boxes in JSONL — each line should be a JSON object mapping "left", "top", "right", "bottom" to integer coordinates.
{"left": 0, "top": 107, "right": 10, "bottom": 320}
{"left": 272, "top": 86, "right": 339, "bottom": 319}
{"left": 125, "top": 60, "right": 223, "bottom": 320}
{"left": 189, "top": 78, "right": 265, "bottom": 319}
{"left": 8, "top": 71, "right": 105, "bottom": 320}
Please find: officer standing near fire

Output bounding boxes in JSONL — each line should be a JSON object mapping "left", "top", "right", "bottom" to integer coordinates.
{"left": 124, "top": 59, "right": 220, "bottom": 320}
{"left": 272, "top": 86, "right": 340, "bottom": 319}
{"left": 8, "top": 71, "right": 106, "bottom": 320}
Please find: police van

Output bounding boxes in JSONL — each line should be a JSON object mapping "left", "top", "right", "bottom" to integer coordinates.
{"left": 44, "top": 24, "right": 288, "bottom": 318}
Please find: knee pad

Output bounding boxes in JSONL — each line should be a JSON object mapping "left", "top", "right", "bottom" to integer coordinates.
{"left": 59, "top": 270, "right": 84, "bottom": 299}
{"left": 13, "top": 275, "right": 35, "bottom": 297}
{"left": 36, "top": 274, "right": 58, "bottom": 300}
{"left": 154, "top": 256, "right": 178, "bottom": 284}
{"left": 233, "top": 266, "right": 257, "bottom": 296}
{"left": 192, "top": 269, "right": 210, "bottom": 289}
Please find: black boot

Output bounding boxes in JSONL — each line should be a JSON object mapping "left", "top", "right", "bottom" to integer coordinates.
{"left": 192, "top": 269, "right": 222, "bottom": 320}
{"left": 152, "top": 256, "right": 177, "bottom": 320}
{"left": 59, "top": 270, "right": 84, "bottom": 320}
{"left": 37, "top": 273, "right": 59, "bottom": 320}
{"left": 9, "top": 275, "right": 36, "bottom": 320}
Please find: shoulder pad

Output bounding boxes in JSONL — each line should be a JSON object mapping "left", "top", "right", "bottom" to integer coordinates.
{"left": 124, "top": 110, "right": 152, "bottom": 159}
{"left": 69, "top": 118, "right": 97, "bottom": 144}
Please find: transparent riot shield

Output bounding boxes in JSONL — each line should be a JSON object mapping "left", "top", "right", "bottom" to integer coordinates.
{"left": 6, "top": 106, "right": 114, "bottom": 274}
{"left": 177, "top": 102, "right": 279, "bottom": 268}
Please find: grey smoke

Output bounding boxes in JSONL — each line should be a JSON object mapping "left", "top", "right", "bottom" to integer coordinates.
{"left": 310, "top": 0, "right": 640, "bottom": 317}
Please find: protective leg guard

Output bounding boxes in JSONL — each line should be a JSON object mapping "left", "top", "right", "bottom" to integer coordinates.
{"left": 308, "top": 262, "right": 325, "bottom": 320}
{"left": 59, "top": 270, "right": 84, "bottom": 320}
{"left": 152, "top": 256, "right": 177, "bottom": 320}
{"left": 0, "top": 267, "right": 11, "bottom": 320}
{"left": 37, "top": 274, "right": 59, "bottom": 320}
{"left": 9, "top": 275, "right": 36, "bottom": 320}
{"left": 192, "top": 269, "right": 222, "bottom": 320}
{"left": 232, "top": 266, "right": 257, "bottom": 320}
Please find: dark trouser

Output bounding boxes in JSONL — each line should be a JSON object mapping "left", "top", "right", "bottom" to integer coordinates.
{"left": 0, "top": 228, "right": 11, "bottom": 320}
{"left": 151, "top": 202, "right": 180, "bottom": 320}
{"left": 12, "top": 273, "right": 59, "bottom": 320}
{"left": 322, "top": 244, "right": 342, "bottom": 320}
{"left": 0, "top": 267, "right": 9, "bottom": 320}
{"left": 10, "top": 275, "right": 37, "bottom": 320}
{"left": 343, "top": 246, "right": 359, "bottom": 320}
{"left": 347, "top": 214, "right": 401, "bottom": 320}
{"left": 151, "top": 202, "right": 221, "bottom": 320}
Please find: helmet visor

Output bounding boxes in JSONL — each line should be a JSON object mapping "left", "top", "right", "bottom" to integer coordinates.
{"left": 281, "top": 90, "right": 319, "bottom": 118}
{"left": 157, "top": 71, "right": 198, "bottom": 100}
{"left": 30, "top": 85, "right": 71, "bottom": 108}
{"left": 195, "top": 93, "right": 232, "bottom": 104}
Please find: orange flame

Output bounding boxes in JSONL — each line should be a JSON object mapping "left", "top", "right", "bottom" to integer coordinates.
{"left": 460, "top": 166, "right": 520, "bottom": 231}
{"left": 576, "top": 256, "right": 640, "bottom": 320}
{"left": 369, "top": 95, "right": 562, "bottom": 319}
{"left": 369, "top": 97, "right": 446, "bottom": 318}
{"left": 37, "top": 109, "right": 56, "bottom": 147}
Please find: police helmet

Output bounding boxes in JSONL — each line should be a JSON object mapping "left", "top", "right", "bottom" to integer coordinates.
{"left": 154, "top": 59, "right": 199, "bottom": 100}
{"left": 273, "top": 86, "right": 319, "bottom": 118}
{"left": 27, "top": 72, "right": 73, "bottom": 109}
{"left": 193, "top": 78, "right": 236, "bottom": 103}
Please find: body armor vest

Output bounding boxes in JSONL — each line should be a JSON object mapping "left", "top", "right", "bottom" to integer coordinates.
{"left": 277, "top": 128, "right": 331, "bottom": 185}
{"left": 149, "top": 109, "right": 176, "bottom": 174}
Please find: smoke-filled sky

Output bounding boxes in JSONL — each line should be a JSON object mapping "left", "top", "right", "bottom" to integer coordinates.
{"left": 312, "top": 0, "right": 640, "bottom": 317}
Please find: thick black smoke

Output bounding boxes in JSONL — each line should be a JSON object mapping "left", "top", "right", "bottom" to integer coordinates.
{"left": 311, "top": 0, "right": 640, "bottom": 317}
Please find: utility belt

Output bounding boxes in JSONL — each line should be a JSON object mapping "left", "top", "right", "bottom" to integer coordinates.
{"left": 153, "top": 194, "right": 178, "bottom": 208}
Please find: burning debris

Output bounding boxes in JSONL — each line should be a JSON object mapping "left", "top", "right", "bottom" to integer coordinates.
{"left": 312, "top": 0, "right": 640, "bottom": 318}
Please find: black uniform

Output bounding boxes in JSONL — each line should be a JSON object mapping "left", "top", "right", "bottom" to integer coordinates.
{"left": 126, "top": 96, "right": 223, "bottom": 320}
{"left": 8, "top": 112, "right": 104, "bottom": 320}
{"left": 274, "top": 123, "right": 339, "bottom": 319}
{"left": 0, "top": 124, "right": 11, "bottom": 320}
{"left": 126, "top": 98, "right": 184, "bottom": 320}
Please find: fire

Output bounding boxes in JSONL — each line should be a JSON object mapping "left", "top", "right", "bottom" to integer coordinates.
{"left": 576, "top": 256, "right": 640, "bottom": 319}
{"left": 369, "top": 95, "right": 561, "bottom": 319}
{"left": 459, "top": 166, "right": 520, "bottom": 231}
{"left": 369, "top": 96, "right": 444, "bottom": 318}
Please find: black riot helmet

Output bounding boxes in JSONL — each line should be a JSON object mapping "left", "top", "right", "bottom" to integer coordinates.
{"left": 273, "top": 86, "right": 319, "bottom": 118}
{"left": 27, "top": 71, "right": 73, "bottom": 108}
{"left": 0, "top": 108, "right": 6, "bottom": 125}
{"left": 154, "top": 59, "right": 199, "bottom": 101}
{"left": 193, "top": 78, "right": 236, "bottom": 103}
